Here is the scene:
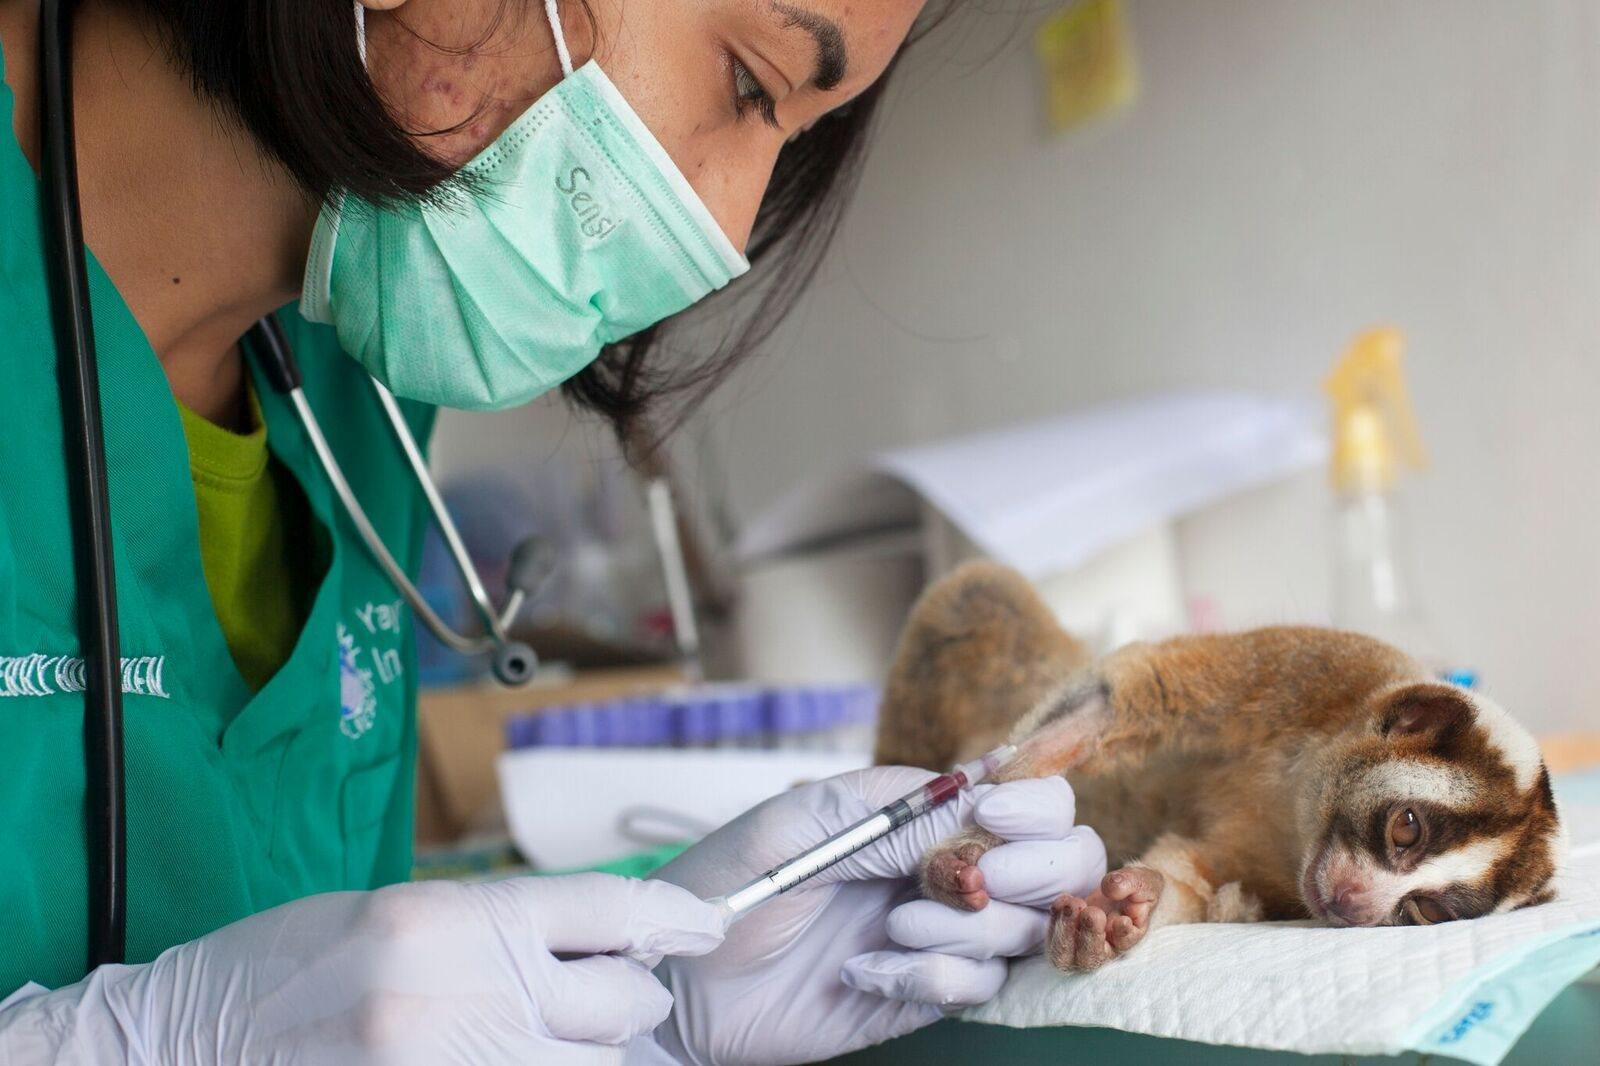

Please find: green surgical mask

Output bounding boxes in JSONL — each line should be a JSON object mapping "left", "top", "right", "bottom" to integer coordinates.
{"left": 299, "top": 2, "right": 749, "bottom": 411}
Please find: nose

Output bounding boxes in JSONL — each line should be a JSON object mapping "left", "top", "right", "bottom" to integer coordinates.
{"left": 1327, "top": 882, "right": 1372, "bottom": 925}
{"left": 688, "top": 136, "right": 784, "bottom": 255}
{"left": 703, "top": 161, "right": 769, "bottom": 255}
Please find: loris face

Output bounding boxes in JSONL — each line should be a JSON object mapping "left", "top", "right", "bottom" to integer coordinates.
{"left": 1298, "top": 683, "right": 1563, "bottom": 927}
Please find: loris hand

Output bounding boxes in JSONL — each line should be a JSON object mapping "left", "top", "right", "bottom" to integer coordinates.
{"left": 634, "top": 768, "right": 1104, "bottom": 1065}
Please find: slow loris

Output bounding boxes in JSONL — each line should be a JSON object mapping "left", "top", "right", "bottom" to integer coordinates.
{"left": 874, "top": 562, "right": 1564, "bottom": 972}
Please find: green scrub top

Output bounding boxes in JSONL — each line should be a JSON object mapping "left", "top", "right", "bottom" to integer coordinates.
{"left": 0, "top": 50, "right": 436, "bottom": 991}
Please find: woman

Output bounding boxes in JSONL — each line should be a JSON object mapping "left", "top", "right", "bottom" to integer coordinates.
{"left": 0, "top": 1, "right": 1106, "bottom": 1062}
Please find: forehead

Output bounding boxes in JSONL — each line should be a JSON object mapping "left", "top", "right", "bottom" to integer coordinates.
{"left": 1354, "top": 686, "right": 1545, "bottom": 799}
{"left": 1333, "top": 735, "right": 1530, "bottom": 847}
{"left": 1464, "top": 695, "right": 1544, "bottom": 792}
{"left": 1334, "top": 764, "right": 1501, "bottom": 861}
{"left": 1350, "top": 759, "right": 1478, "bottom": 808}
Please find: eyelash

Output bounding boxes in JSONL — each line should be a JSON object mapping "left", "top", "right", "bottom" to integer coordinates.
{"left": 729, "top": 57, "right": 780, "bottom": 129}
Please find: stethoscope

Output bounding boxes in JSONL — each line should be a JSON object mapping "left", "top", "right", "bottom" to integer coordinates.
{"left": 249, "top": 317, "right": 545, "bottom": 689}
{"left": 37, "top": 0, "right": 540, "bottom": 971}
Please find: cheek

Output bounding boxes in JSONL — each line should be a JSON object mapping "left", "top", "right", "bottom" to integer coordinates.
{"left": 364, "top": 9, "right": 563, "bottom": 167}
{"left": 622, "top": 86, "right": 781, "bottom": 251}
{"left": 604, "top": 30, "right": 780, "bottom": 252}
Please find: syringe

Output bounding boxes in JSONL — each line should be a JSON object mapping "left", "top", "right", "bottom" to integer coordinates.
{"left": 708, "top": 743, "right": 1020, "bottom": 921}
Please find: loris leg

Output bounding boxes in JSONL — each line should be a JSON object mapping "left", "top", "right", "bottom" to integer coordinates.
{"left": 1047, "top": 833, "right": 1262, "bottom": 972}
{"left": 875, "top": 561, "right": 1090, "bottom": 772}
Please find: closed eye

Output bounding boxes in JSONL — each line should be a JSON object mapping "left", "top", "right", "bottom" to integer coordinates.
{"left": 729, "top": 56, "right": 779, "bottom": 128}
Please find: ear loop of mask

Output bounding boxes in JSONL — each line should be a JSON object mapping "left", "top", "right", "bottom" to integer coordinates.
{"left": 544, "top": 0, "right": 575, "bottom": 77}
{"left": 354, "top": 3, "right": 368, "bottom": 67}
{"left": 297, "top": 3, "right": 372, "bottom": 324}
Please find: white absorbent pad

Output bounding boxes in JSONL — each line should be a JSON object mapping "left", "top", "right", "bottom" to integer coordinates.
{"left": 963, "top": 831, "right": 1600, "bottom": 1066}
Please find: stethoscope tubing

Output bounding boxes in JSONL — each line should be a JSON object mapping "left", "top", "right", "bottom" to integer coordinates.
{"left": 367, "top": 379, "right": 522, "bottom": 650}
{"left": 39, "top": 0, "right": 127, "bottom": 970}
{"left": 247, "top": 318, "right": 538, "bottom": 683}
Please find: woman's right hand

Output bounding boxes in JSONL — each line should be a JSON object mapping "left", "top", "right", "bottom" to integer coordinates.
{"left": 0, "top": 874, "right": 724, "bottom": 1065}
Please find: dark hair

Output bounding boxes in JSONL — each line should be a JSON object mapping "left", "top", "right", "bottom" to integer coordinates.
{"left": 132, "top": 1, "right": 461, "bottom": 202}
{"left": 133, "top": 0, "right": 946, "bottom": 447}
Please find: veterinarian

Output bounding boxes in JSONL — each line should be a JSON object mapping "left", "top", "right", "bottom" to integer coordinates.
{"left": 0, "top": 0, "right": 1108, "bottom": 1062}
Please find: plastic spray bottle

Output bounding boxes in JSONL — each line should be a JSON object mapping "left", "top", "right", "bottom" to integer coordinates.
{"left": 1324, "top": 328, "right": 1474, "bottom": 686}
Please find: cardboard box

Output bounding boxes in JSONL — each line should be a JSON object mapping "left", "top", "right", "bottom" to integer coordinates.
{"left": 414, "top": 665, "right": 685, "bottom": 846}
{"left": 1543, "top": 733, "right": 1600, "bottom": 775}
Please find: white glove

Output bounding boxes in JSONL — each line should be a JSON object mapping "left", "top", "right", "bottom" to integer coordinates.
{"left": 0, "top": 874, "right": 724, "bottom": 1065}
{"left": 638, "top": 767, "right": 1104, "bottom": 1065}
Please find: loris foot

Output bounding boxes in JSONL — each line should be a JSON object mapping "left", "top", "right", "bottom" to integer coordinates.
{"left": 1047, "top": 866, "right": 1165, "bottom": 971}
{"left": 919, "top": 829, "right": 1003, "bottom": 911}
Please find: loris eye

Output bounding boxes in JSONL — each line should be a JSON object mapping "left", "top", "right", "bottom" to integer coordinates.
{"left": 1389, "top": 808, "right": 1422, "bottom": 850}
{"left": 1404, "top": 896, "right": 1454, "bottom": 924}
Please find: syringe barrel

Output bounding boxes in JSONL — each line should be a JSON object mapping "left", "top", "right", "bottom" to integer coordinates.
{"left": 714, "top": 745, "right": 1016, "bottom": 920}
{"left": 722, "top": 801, "right": 919, "bottom": 916}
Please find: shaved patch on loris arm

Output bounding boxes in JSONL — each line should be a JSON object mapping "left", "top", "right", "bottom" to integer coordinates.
{"left": 999, "top": 680, "right": 1112, "bottom": 781}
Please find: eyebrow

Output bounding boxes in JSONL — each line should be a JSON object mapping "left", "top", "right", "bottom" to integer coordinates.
{"left": 772, "top": 2, "right": 849, "bottom": 92}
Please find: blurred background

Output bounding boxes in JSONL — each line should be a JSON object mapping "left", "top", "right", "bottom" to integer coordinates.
{"left": 412, "top": 0, "right": 1600, "bottom": 875}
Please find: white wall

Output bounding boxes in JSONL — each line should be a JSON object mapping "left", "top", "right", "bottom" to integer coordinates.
{"left": 434, "top": 0, "right": 1600, "bottom": 734}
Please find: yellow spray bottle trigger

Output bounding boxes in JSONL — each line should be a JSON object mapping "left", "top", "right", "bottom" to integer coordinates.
{"left": 1323, "top": 327, "right": 1428, "bottom": 494}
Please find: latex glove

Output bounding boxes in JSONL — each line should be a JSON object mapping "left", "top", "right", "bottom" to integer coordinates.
{"left": 640, "top": 768, "right": 1104, "bottom": 1065}
{"left": 0, "top": 874, "right": 723, "bottom": 1065}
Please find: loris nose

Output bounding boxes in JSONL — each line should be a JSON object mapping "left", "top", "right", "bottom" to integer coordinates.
{"left": 1328, "top": 882, "right": 1371, "bottom": 925}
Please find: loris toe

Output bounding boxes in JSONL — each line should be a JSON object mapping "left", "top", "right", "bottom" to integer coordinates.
{"left": 1048, "top": 868, "right": 1165, "bottom": 971}
{"left": 1098, "top": 866, "right": 1164, "bottom": 931}
{"left": 1048, "top": 895, "right": 1115, "bottom": 971}
{"left": 1106, "top": 914, "right": 1142, "bottom": 953}
{"left": 921, "top": 843, "right": 991, "bottom": 911}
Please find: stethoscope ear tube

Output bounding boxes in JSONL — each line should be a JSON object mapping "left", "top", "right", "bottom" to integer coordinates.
{"left": 40, "top": 0, "right": 127, "bottom": 970}
{"left": 249, "top": 313, "right": 302, "bottom": 393}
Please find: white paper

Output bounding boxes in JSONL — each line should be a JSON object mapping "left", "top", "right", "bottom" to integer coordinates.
{"left": 965, "top": 805, "right": 1600, "bottom": 1065}
{"left": 738, "top": 392, "right": 1326, "bottom": 580}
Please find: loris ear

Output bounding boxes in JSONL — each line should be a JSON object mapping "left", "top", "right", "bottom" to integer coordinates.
{"left": 1379, "top": 683, "right": 1474, "bottom": 746}
{"left": 874, "top": 561, "right": 1090, "bottom": 770}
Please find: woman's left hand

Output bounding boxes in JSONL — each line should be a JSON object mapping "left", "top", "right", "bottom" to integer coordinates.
{"left": 632, "top": 767, "right": 1105, "bottom": 1065}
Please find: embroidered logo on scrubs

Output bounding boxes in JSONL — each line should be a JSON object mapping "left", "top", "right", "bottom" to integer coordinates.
{"left": 0, "top": 653, "right": 169, "bottom": 698}
{"left": 336, "top": 623, "right": 378, "bottom": 739}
